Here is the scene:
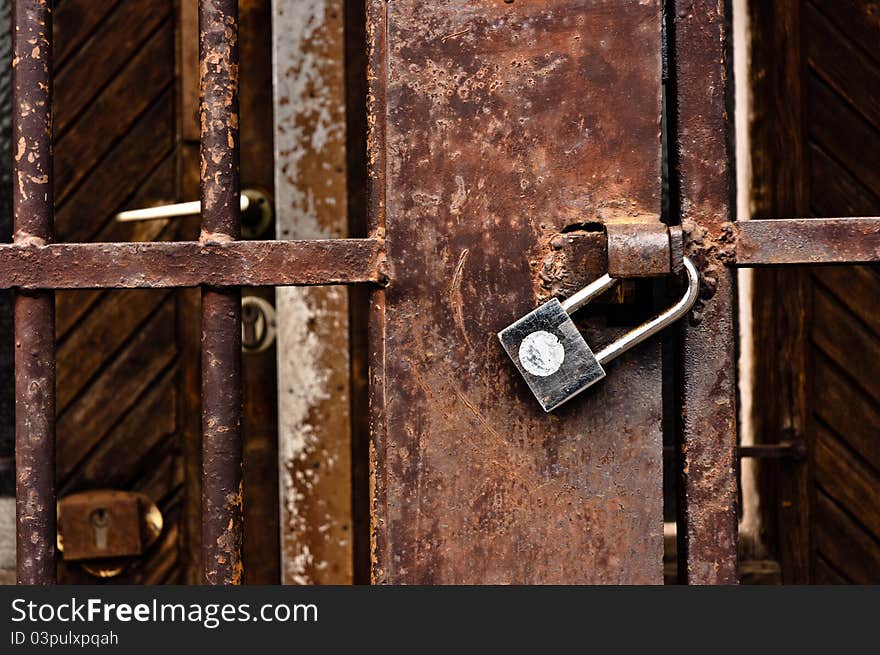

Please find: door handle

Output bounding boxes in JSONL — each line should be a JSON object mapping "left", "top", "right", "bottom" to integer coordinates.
{"left": 115, "top": 188, "right": 273, "bottom": 238}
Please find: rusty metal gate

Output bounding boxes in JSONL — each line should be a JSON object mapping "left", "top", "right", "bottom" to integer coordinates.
{"left": 5, "top": 0, "right": 880, "bottom": 585}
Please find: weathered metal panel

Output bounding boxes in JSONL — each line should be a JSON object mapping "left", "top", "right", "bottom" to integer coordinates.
{"left": 370, "top": 0, "right": 665, "bottom": 584}
{"left": 272, "top": 0, "right": 354, "bottom": 585}
{"left": 670, "top": 0, "right": 739, "bottom": 585}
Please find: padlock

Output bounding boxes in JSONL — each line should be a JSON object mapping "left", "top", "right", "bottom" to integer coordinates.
{"left": 498, "top": 257, "right": 700, "bottom": 412}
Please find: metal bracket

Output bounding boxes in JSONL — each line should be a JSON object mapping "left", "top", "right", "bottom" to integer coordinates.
{"left": 605, "top": 220, "right": 682, "bottom": 278}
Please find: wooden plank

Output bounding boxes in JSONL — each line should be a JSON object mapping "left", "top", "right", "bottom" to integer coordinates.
{"left": 815, "top": 490, "right": 880, "bottom": 584}
{"left": 54, "top": 26, "right": 174, "bottom": 203}
{"left": 370, "top": 0, "right": 665, "bottom": 584}
{"left": 809, "top": 0, "right": 880, "bottom": 69}
{"left": 813, "top": 354, "right": 880, "bottom": 473}
{"left": 179, "top": 0, "right": 200, "bottom": 142}
{"left": 815, "top": 554, "right": 850, "bottom": 585}
{"left": 272, "top": 0, "right": 353, "bottom": 585}
{"left": 812, "top": 285, "right": 880, "bottom": 406}
{"left": 59, "top": 366, "right": 177, "bottom": 494}
{"left": 56, "top": 289, "right": 171, "bottom": 411}
{"left": 808, "top": 74, "right": 880, "bottom": 196}
{"left": 55, "top": 100, "right": 176, "bottom": 242}
{"left": 813, "top": 266, "right": 880, "bottom": 338}
{"left": 54, "top": 0, "right": 122, "bottom": 68}
{"left": 54, "top": 0, "right": 172, "bottom": 137}
{"left": 805, "top": 2, "right": 880, "bottom": 135}
{"left": 809, "top": 143, "right": 880, "bottom": 218}
{"left": 0, "top": 0, "right": 10, "bottom": 497}
{"left": 815, "top": 425, "right": 880, "bottom": 542}
{"left": 55, "top": 155, "right": 176, "bottom": 346}
{"left": 56, "top": 302, "right": 177, "bottom": 482}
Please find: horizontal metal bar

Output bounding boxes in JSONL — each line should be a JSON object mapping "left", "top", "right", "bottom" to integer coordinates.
{"left": 734, "top": 217, "right": 880, "bottom": 265}
{"left": 0, "top": 239, "right": 385, "bottom": 289}
{"left": 739, "top": 442, "right": 806, "bottom": 461}
{"left": 663, "top": 442, "right": 805, "bottom": 460}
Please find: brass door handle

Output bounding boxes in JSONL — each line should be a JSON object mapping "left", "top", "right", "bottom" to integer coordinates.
{"left": 115, "top": 188, "right": 273, "bottom": 238}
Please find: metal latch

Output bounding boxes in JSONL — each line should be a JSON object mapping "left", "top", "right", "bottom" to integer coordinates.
{"left": 57, "top": 490, "right": 163, "bottom": 578}
{"left": 499, "top": 257, "right": 699, "bottom": 412}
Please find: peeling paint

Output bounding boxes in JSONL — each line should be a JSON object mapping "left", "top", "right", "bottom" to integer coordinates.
{"left": 272, "top": 0, "right": 352, "bottom": 585}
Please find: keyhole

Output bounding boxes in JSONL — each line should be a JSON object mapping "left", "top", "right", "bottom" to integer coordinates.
{"left": 91, "top": 508, "right": 110, "bottom": 551}
{"left": 241, "top": 303, "right": 265, "bottom": 350}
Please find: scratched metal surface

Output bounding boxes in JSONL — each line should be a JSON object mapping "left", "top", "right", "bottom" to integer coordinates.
{"left": 372, "top": 0, "right": 665, "bottom": 584}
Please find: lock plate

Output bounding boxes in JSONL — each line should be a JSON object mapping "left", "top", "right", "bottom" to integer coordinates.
{"left": 58, "top": 491, "right": 143, "bottom": 562}
{"left": 498, "top": 299, "right": 606, "bottom": 412}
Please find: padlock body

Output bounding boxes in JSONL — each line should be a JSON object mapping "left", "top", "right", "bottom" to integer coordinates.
{"left": 498, "top": 299, "right": 606, "bottom": 412}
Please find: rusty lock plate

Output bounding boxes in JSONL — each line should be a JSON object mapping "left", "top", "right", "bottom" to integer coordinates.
{"left": 57, "top": 490, "right": 163, "bottom": 577}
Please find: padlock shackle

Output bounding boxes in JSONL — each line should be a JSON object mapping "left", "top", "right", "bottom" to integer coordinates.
{"left": 594, "top": 256, "right": 700, "bottom": 366}
{"left": 560, "top": 273, "right": 619, "bottom": 314}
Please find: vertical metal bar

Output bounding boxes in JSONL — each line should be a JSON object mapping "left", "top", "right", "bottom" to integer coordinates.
{"left": 199, "top": 0, "right": 242, "bottom": 585}
{"left": 12, "top": 0, "right": 56, "bottom": 585}
{"left": 365, "top": 0, "right": 388, "bottom": 585}
{"left": 670, "top": 0, "right": 739, "bottom": 584}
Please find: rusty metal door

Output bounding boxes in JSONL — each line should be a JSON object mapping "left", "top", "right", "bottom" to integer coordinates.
{"left": 5, "top": 0, "right": 880, "bottom": 586}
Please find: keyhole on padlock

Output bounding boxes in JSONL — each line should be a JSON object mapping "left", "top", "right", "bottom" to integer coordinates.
{"left": 242, "top": 302, "right": 264, "bottom": 350}
{"left": 91, "top": 508, "right": 110, "bottom": 551}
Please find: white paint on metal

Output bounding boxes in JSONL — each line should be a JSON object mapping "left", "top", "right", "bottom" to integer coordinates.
{"left": 272, "top": 0, "right": 350, "bottom": 585}
{"left": 272, "top": 0, "right": 345, "bottom": 241}
{"left": 520, "top": 331, "right": 565, "bottom": 377}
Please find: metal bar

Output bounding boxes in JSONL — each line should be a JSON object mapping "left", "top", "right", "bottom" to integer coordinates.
{"left": 670, "top": 0, "right": 739, "bottom": 585}
{"left": 738, "top": 442, "right": 806, "bottom": 461}
{"left": 200, "top": 0, "right": 242, "bottom": 585}
{"left": 365, "top": 0, "right": 389, "bottom": 585}
{"left": 734, "top": 217, "right": 880, "bottom": 265}
{"left": 663, "top": 443, "right": 807, "bottom": 460}
{"left": 3, "top": 214, "right": 877, "bottom": 291}
{"left": 0, "top": 239, "right": 384, "bottom": 289}
{"left": 13, "top": 0, "right": 56, "bottom": 585}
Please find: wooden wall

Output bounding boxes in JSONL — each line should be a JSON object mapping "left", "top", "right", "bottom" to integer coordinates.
{"left": 750, "top": 0, "right": 880, "bottom": 584}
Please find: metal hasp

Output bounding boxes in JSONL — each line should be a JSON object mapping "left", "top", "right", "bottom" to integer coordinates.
{"left": 499, "top": 258, "right": 700, "bottom": 412}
